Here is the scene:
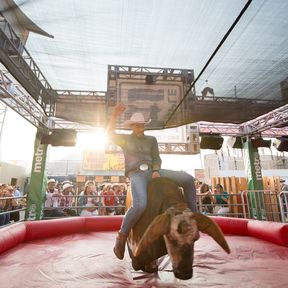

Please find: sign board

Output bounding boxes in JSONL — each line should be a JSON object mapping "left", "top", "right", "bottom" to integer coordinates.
{"left": 107, "top": 65, "right": 195, "bottom": 130}
{"left": 83, "top": 149, "right": 124, "bottom": 171}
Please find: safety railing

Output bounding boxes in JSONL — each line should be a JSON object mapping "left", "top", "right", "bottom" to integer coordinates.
{"left": 241, "top": 190, "right": 281, "bottom": 222}
{"left": 197, "top": 190, "right": 286, "bottom": 222}
{"left": 43, "top": 194, "right": 127, "bottom": 219}
{"left": 197, "top": 193, "right": 247, "bottom": 218}
{"left": 1, "top": 191, "right": 288, "bottom": 225}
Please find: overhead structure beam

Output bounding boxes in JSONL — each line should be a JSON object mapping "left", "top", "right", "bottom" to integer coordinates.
{"left": 239, "top": 104, "right": 288, "bottom": 136}
{"left": 157, "top": 143, "right": 193, "bottom": 155}
{"left": 199, "top": 121, "right": 288, "bottom": 138}
{"left": 186, "top": 95, "right": 284, "bottom": 124}
{"left": 2, "top": 64, "right": 288, "bottom": 138}
{"left": 0, "top": 12, "right": 56, "bottom": 116}
{"left": 0, "top": 67, "right": 49, "bottom": 127}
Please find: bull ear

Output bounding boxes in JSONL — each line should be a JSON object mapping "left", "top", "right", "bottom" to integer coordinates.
{"left": 193, "top": 212, "right": 230, "bottom": 254}
{"left": 135, "top": 212, "right": 170, "bottom": 257}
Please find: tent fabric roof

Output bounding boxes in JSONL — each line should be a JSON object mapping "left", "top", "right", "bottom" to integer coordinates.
{"left": 3, "top": 0, "right": 288, "bottom": 128}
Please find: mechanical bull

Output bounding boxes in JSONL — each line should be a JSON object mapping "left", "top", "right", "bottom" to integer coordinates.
{"left": 127, "top": 177, "right": 230, "bottom": 280}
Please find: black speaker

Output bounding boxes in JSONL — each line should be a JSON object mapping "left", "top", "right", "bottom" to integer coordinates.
{"left": 273, "top": 137, "right": 288, "bottom": 152}
{"left": 145, "top": 74, "right": 155, "bottom": 84}
{"left": 227, "top": 136, "right": 243, "bottom": 149}
{"left": 200, "top": 135, "right": 224, "bottom": 150}
{"left": 40, "top": 129, "right": 77, "bottom": 147}
{"left": 251, "top": 138, "right": 271, "bottom": 148}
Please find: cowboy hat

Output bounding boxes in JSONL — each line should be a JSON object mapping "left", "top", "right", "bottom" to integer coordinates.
{"left": 47, "top": 178, "right": 56, "bottom": 184}
{"left": 124, "top": 112, "right": 151, "bottom": 128}
{"left": 63, "top": 183, "right": 73, "bottom": 190}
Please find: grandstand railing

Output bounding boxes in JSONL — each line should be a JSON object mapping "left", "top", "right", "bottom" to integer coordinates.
{"left": 1, "top": 191, "right": 288, "bottom": 226}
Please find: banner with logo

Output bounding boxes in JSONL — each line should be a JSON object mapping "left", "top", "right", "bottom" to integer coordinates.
{"left": 243, "top": 140, "right": 265, "bottom": 220}
{"left": 83, "top": 149, "right": 124, "bottom": 171}
{"left": 25, "top": 129, "right": 48, "bottom": 220}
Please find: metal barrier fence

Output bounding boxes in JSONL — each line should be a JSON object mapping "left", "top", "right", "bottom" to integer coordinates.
{"left": 43, "top": 194, "right": 127, "bottom": 219}
{"left": 197, "top": 193, "right": 246, "bottom": 218}
{"left": 240, "top": 190, "right": 281, "bottom": 222}
{"left": 197, "top": 190, "right": 288, "bottom": 222}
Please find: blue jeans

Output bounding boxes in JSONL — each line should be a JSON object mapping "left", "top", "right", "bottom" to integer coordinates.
{"left": 120, "top": 169, "right": 196, "bottom": 235}
{"left": 0, "top": 213, "right": 10, "bottom": 226}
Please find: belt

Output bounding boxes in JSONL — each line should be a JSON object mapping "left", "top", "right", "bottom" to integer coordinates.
{"left": 128, "top": 163, "right": 151, "bottom": 175}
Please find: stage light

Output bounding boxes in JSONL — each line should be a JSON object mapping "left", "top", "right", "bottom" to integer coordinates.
{"left": 40, "top": 129, "right": 77, "bottom": 146}
{"left": 273, "top": 137, "right": 288, "bottom": 152}
{"left": 251, "top": 138, "right": 271, "bottom": 148}
{"left": 145, "top": 74, "right": 155, "bottom": 84}
{"left": 200, "top": 135, "right": 224, "bottom": 150}
{"left": 227, "top": 136, "right": 243, "bottom": 149}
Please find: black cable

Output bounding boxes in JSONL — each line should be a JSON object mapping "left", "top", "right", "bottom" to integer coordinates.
{"left": 164, "top": 0, "right": 253, "bottom": 127}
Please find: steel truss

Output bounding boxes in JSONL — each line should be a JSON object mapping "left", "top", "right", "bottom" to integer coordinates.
{"left": 0, "top": 12, "right": 56, "bottom": 116}
{"left": 239, "top": 105, "right": 288, "bottom": 136}
{"left": 0, "top": 67, "right": 48, "bottom": 127}
{"left": 107, "top": 64, "right": 195, "bottom": 108}
{"left": 108, "top": 65, "right": 194, "bottom": 82}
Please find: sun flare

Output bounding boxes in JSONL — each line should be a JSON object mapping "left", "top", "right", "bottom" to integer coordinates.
{"left": 76, "top": 130, "right": 107, "bottom": 151}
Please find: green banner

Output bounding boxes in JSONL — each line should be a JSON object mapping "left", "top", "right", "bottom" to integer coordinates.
{"left": 25, "top": 129, "right": 48, "bottom": 220}
{"left": 243, "top": 140, "right": 265, "bottom": 220}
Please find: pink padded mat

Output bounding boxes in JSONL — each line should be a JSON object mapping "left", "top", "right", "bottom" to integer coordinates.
{"left": 0, "top": 231, "right": 287, "bottom": 288}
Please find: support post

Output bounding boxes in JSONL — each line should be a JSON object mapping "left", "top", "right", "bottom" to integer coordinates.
{"left": 25, "top": 127, "right": 48, "bottom": 220}
{"left": 243, "top": 140, "right": 266, "bottom": 220}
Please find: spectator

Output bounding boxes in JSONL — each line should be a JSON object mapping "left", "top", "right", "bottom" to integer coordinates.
{"left": 13, "top": 186, "right": 22, "bottom": 197}
{"left": 211, "top": 184, "right": 229, "bottom": 215}
{"left": 114, "top": 184, "right": 126, "bottom": 215}
{"left": 79, "top": 180, "right": 99, "bottom": 216}
{"left": 9, "top": 186, "right": 21, "bottom": 222}
{"left": 0, "top": 187, "right": 17, "bottom": 226}
{"left": 61, "top": 182, "right": 77, "bottom": 216}
{"left": 44, "top": 179, "right": 64, "bottom": 218}
{"left": 101, "top": 184, "right": 116, "bottom": 215}
{"left": 0, "top": 188, "right": 10, "bottom": 226}
{"left": 198, "top": 183, "right": 213, "bottom": 214}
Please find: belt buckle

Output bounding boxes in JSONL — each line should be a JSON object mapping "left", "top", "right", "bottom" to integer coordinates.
{"left": 139, "top": 163, "right": 149, "bottom": 171}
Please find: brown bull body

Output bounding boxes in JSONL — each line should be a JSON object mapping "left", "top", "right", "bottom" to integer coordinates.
{"left": 127, "top": 177, "right": 230, "bottom": 280}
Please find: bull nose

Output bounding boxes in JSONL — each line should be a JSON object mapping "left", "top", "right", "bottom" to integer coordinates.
{"left": 174, "top": 268, "right": 193, "bottom": 280}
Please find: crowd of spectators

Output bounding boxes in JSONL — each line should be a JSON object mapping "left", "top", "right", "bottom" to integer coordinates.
{"left": 0, "top": 184, "right": 25, "bottom": 226}
{"left": 44, "top": 179, "right": 128, "bottom": 218}
{"left": 0, "top": 177, "right": 243, "bottom": 225}
{"left": 2, "top": 177, "right": 287, "bottom": 224}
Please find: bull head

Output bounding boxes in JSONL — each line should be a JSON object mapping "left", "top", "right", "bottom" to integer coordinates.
{"left": 135, "top": 207, "right": 230, "bottom": 280}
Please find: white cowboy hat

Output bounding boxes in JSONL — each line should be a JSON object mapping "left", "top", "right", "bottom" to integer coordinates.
{"left": 124, "top": 112, "right": 151, "bottom": 128}
{"left": 63, "top": 183, "right": 73, "bottom": 190}
{"left": 47, "top": 178, "right": 56, "bottom": 184}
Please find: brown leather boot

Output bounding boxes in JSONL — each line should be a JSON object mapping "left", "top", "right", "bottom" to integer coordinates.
{"left": 113, "top": 232, "right": 127, "bottom": 260}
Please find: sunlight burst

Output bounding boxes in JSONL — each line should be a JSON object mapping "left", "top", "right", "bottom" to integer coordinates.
{"left": 76, "top": 130, "right": 107, "bottom": 151}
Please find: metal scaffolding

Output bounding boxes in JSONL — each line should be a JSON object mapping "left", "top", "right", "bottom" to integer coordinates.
{"left": 0, "top": 11, "right": 56, "bottom": 116}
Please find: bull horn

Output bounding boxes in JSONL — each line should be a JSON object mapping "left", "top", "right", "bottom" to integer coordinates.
{"left": 135, "top": 212, "right": 170, "bottom": 257}
{"left": 193, "top": 212, "right": 230, "bottom": 254}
